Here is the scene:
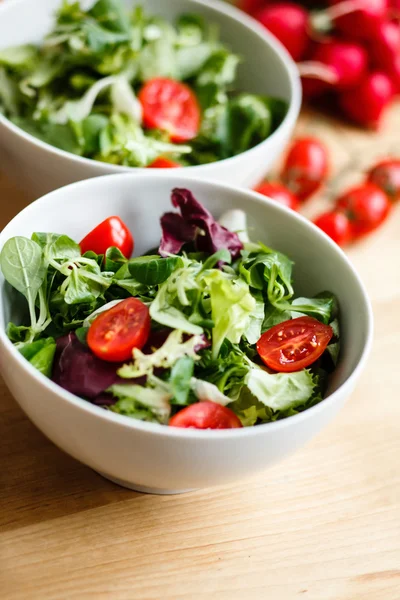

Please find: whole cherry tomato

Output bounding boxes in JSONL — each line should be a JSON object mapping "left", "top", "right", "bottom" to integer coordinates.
{"left": 169, "top": 402, "right": 242, "bottom": 429}
{"left": 335, "top": 183, "right": 391, "bottom": 237}
{"left": 257, "top": 316, "right": 333, "bottom": 373}
{"left": 367, "top": 159, "right": 400, "bottom": 202}
{"left": 313, "top": 211, "right": 352, "bottom": 246}
{"left": 254, "top": 182, "right": 300, "bottom": 211}
{"left": 87, "top": 298, "right": 150, "bottom": 363}
{"left": 80, "top": 216, "right": 134, "bottom": 258}
{"left": 147, "top": 157, "right": 181, "bottom": 168}
{"left": 138, "top": 78, "right": 201, "bottom": 143}
{"left": 281, "top": 137, "right": 329, "bottom": 200}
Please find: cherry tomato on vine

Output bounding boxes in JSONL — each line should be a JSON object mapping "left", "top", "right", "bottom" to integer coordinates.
{"left": 335, "top": 183, "right": 391, "bottom": 237}
{"left": 169, "top": 402, "right": 242, "bottom": 429}
{"left": 147, "top": 157, "right": 181, "bottom": 168}
{"left": 313, "top": 211, "right": 352, "bottom": 246}
{"left": 138, "top": 78, "right": 201, "bottom": 143}
{"left": 254, "top": 181, "right": 300, "bottom": 211}
{"left": 80, "top": 216, "right": 134, "bottom": 258}
{"left": 281, "top": 137, "right": 329, "bottom": 200}
{"left": 257, "top": 316, "right": 333, "bottom": 373}
{"left": 87, "top": 298, "right": 150, "bottom": 363}
{"left": 367, "top": 159, "right": 400, "bottom": 202}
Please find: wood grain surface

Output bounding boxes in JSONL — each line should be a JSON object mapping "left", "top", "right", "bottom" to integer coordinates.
{"left": 1, "top": 106, "right": 400, "bottom": 600}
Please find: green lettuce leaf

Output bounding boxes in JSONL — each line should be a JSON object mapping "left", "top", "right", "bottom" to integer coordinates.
{"left": 204, "top": 270, "right": 255, "bottom": 359}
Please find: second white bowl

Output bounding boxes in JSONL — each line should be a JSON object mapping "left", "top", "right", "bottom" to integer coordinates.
{"left": 0, "top": 0, "right": 301, "bottom": 199}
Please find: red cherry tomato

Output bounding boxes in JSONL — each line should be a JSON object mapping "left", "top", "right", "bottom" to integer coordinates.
{"left": 335, "top": 183, "right": 391, "bottom": 238}
{"left": 169, "top": 402, "right": 242, "bottom": 429}
{"left": 254, "top": 182, "right": 300, "bottom": 211}
{"left": 147, "top": 157, "right": 181, "bottom": 168}
{"left": 80, "top": 216, "right": 134, "bottom": 258}
{"left": 87, "top": 298, "right": 150, "bottom": 363}
{"left": 313, "top": 211, "right": 352, "bottom": 246}
{"left": 257, "top": 316, "right": 333, "bottom": 373}
{"left": 281, "top": 137, "right": 329, "bottom": 200}
{"left": 367, "top": 159, "right": 400, "bottom": 202}
{"left": 138, "top": 78, "right": 201, "bottom": 143}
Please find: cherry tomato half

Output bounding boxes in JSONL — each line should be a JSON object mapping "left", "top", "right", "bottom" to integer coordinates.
{"left": 80, "top": 216, "right": 134, "bottom": 258}
{"left": 147, "top": 157, "right": 181, "bottom": 168}
{"left": 169, "top": 402, "right": 242, "bottom": 429}
{"left": 335, "top": 183, "right": 391, "bottom": 238}
{"left": 138, "top": 78, "right": 201, "bottom": 143}
{"left": 87, "top": 298, "right": 150, "bottom": 363}
{"left": 255, "top": 181, "right": 300, "bottom": 211}
{"left": 367, "top": 159, "right": 400, "bottom": 202}
{"left": 257, "top": 316, "right": 333, "bottom": 373}
{"left": 313, "top": 211, "right": 352, "bottom": 246}
{"left": 281, "top": 137, "right": 329, "bottom": 201}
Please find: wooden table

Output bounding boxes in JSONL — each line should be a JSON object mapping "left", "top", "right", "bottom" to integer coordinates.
{"left": 1, "top": 107, "right": 400, "bottom": 599}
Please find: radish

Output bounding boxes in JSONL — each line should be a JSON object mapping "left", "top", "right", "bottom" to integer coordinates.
{"left": 388, "top": 56, "right": 400, "bottom": 91}
{"left": 238, "top": 0, "right": 266, "bottom": 15}
{"left": 255, "top": 3, "right": 310, "bottom": 61}
{"left": 329, "top": 0, "right": 389, "bottom": 40}
{"left": 300, "top": 39, "right": 368, "bottom": 98}
{"left": 339, "top": 71, "right": 394, "bottom": 128}
{"left": 368, "top": 20, "right": 400, "bottom": 71}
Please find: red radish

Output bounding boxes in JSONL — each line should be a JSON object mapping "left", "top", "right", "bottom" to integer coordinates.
{"left": 336, "top": 183, "right": 391, "bottom": 237}
{"left": 281, "top": 137, "right": 329, "bottom": 200}
{"left": 312, "top": 40, "right": 368, "bottom": 89}
{"left": 330, "top": 0, "right": 388, "bottom": 40}
{"left": 254, "top": 182, "right": 300, "bottom": 210}
{"left": 314, "top": 211, "right": 352, "bottom": 246}
{"left": 255, "top": 3, "right": 310, "bottom": 60}
{"left": 339, "top": 71, "right": 394, "bottom": 128}
{"left": 368, "top": 20, "right": 400, "bottom": 70}
{"left": 368, "top": 158, "right": 400, "bottom": 201}
{"left": 239, "top": 0, "right": 266, "bottom": 14}
{"left": 386, "top": 55, "right": 400, "bottom": 91}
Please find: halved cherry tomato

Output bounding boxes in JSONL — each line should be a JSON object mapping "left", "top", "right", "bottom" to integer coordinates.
{"left": 367, "top": 159, "right": 400, "bottom": 202}
{"left": 254, "top": 181, "right": 300, "bottom": 211}
{"left": 313, "top": 211, "right": 352, "bottom": 246}
{"left": 147, "top": 157, "right": 181, "bottom": 168}
{"left": 169, "top": 402, "right": 242, "bottom": 429}
{"left": 281, "top": 137, "right": 329, "bottom": 201}
{"left": 80, "top": 216, "right": 134, "bottom": 258}
{"left": 138, "top": 78, "right": 201, "bottom": 143}
{"left": 335, "top": 183, "right": 391, "bottom": 238}
{"left": 257, "top": 316, "right": 333, "bottom": 373}
{"left": 87, "top": 298, "right": 150, "bottom": 362}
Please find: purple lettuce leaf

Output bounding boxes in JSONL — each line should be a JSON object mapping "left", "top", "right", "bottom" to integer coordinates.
{"left": 52, "top": 333, "right": 124, "bottom": 401}
{"left": 159, "top": 188, "right": 243, "bottom": 259}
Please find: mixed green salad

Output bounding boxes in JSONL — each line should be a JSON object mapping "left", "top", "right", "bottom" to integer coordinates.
{"left": 0, "top": 189, "right": 339, "bottom": 429}
{"left": 0, "top": 0, "right": 287, "bottom": 167}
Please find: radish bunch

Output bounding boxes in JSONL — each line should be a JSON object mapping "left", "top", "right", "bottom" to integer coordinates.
{"left": 240, "top": 0, "right": 400, "bottom": 128}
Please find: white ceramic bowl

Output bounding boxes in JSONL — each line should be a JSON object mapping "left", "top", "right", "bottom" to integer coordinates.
{"left": 0, "top": 0, "right": 301, "bottom": 199}
{"left": 0, "top": 174, "right": 372, "bottom": 494}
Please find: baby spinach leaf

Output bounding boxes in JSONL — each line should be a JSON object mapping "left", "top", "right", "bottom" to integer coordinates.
{"left": 105, "top": 246, "right": 127, "bottom": 272}
{"left": 128, "top": 255, "right": 183, "bottom": 286}
{"left": 0, "top": 237, "right": 45, "bottom": 329}
{"left": 19, "top": 337, "right": 56, "bottom": 377}
{"left": 169, "top": 356, "right": 194, "bottom": 405}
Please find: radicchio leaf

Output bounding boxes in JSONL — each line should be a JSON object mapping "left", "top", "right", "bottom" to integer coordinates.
{"left": 52, "top": 333, "right": 124, "bottom": 400}
{"left": 159, "top": 188, "right": 243, "bottom": 259}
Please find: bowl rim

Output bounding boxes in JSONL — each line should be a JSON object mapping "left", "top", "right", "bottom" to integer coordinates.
{"left": 0, "top": 173, "right": 374, "bottom": 440}
{"left": 0, "top": 0, "right": 302, "bottom": 173}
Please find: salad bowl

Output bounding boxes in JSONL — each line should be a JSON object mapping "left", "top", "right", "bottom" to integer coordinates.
{"left": 0, "top": 174, "right": 372, "bottom": 494}
{"left": 0, "top": 0, "right": 301, "bottom": 199}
